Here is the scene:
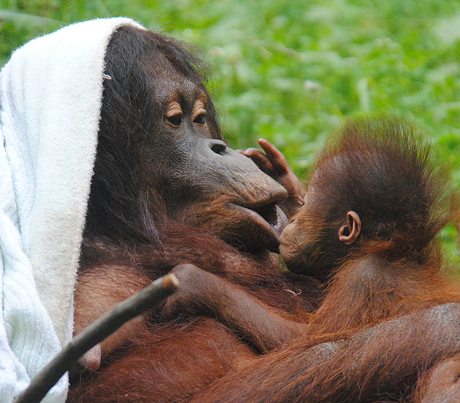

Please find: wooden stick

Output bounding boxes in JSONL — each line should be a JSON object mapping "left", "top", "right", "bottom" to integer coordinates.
{"left": 16, "top": 273, "right": 179, "bottom": 403}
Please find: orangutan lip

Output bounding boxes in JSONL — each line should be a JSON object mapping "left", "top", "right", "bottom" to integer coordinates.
{"left": 273, "top": 206, "right": 289, "bottom": 236}
{"left": 231, "top": 201, "right": 289, "bottom": 251}
{"left": 252, "top": 203, "right": 288, "bottom": 237}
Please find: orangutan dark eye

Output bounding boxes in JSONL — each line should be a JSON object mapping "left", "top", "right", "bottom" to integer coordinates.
{"left": 166, "top": 114, "right": 182, "bottom": 127}
{"left": 192, "top": 100, "right": 207, "bottom": 126}
{"left": 165, "top": 101, "right": 183, "bottom": 128}
{"left": 193, "top": 113, "right": 206, "bottom": 125}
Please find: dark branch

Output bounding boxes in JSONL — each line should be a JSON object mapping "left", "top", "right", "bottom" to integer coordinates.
{"left": 16, "top": 273, "right": 179, "bottom": 403}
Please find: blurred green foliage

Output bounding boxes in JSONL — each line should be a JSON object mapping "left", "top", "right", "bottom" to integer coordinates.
{"left": 1, "top": 0, "right": 460, "bottom": 264}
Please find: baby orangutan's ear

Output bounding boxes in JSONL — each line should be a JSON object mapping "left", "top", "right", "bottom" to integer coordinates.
{"left": 338, "top": 211, "right": 361, "bottom": 245}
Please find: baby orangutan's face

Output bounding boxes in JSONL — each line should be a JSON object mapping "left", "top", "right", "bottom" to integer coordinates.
{"left": 279, "top": 176, "right": 327, "bottom": 275}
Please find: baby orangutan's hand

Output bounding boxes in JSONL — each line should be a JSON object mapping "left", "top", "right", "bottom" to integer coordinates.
{"left": 241, "top": 139, "right": 305, "bottom": 218}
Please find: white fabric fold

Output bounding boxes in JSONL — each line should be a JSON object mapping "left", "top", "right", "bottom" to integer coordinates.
{"left": 0, "top": 17, "right": 143, "bottom": 402}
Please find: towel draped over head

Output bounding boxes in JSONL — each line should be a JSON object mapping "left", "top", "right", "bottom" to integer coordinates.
{"left": 0, "top": 17, "right": 143, "bottom": 402}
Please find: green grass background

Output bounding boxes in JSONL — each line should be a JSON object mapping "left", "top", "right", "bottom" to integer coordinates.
{"left": 1, "top": 0, "right": 460, "bottom": 266}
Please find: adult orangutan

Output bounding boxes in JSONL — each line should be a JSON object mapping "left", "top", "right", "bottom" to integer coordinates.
{"left": 67, "top": 22, "right": 317, "bottom": 403}
{"left": 160, "top": 119, "right": 460, "bottom": 402}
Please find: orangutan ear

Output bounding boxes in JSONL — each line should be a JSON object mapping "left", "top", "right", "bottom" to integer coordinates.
{"left": 338, "top": 211, "right": 361, "bottom": 245}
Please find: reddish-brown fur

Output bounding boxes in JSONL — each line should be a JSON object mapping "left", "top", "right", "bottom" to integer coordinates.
{"left": 69, "top": 228, "right": 319, "bottom": 402}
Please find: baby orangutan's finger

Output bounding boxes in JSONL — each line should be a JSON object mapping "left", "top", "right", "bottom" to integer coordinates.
{"left": 240, "top": 147, "right": 274, "bottom": 173}
{"left": 257, "top": 139, "right": 289, "bottom": 175}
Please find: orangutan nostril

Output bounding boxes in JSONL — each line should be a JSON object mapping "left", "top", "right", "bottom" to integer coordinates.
{"left": 210, "top": 140, "right": 227, "bottom": 155}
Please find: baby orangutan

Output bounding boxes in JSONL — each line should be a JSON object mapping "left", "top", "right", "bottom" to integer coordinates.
{"left": 165, "top": 118, "right": 460, "bottom": 402}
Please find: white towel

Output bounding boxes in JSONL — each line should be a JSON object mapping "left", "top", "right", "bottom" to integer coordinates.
{"left": 0, "top": 17, "right": 143, "bottom": 402}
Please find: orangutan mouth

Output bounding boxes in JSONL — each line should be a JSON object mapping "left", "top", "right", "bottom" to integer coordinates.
{"left": 252, "top": 203, "right": 288, "bottom": 237}
{"left": 231, "top": 201, "right": 289, "bottom": 253}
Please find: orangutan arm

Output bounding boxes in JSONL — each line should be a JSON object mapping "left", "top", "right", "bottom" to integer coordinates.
{"left": 192, "top": 303, "right": 460, "bottom": 403}
{"left": 163, "top": 264, "right": 305, "bottom": 352}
